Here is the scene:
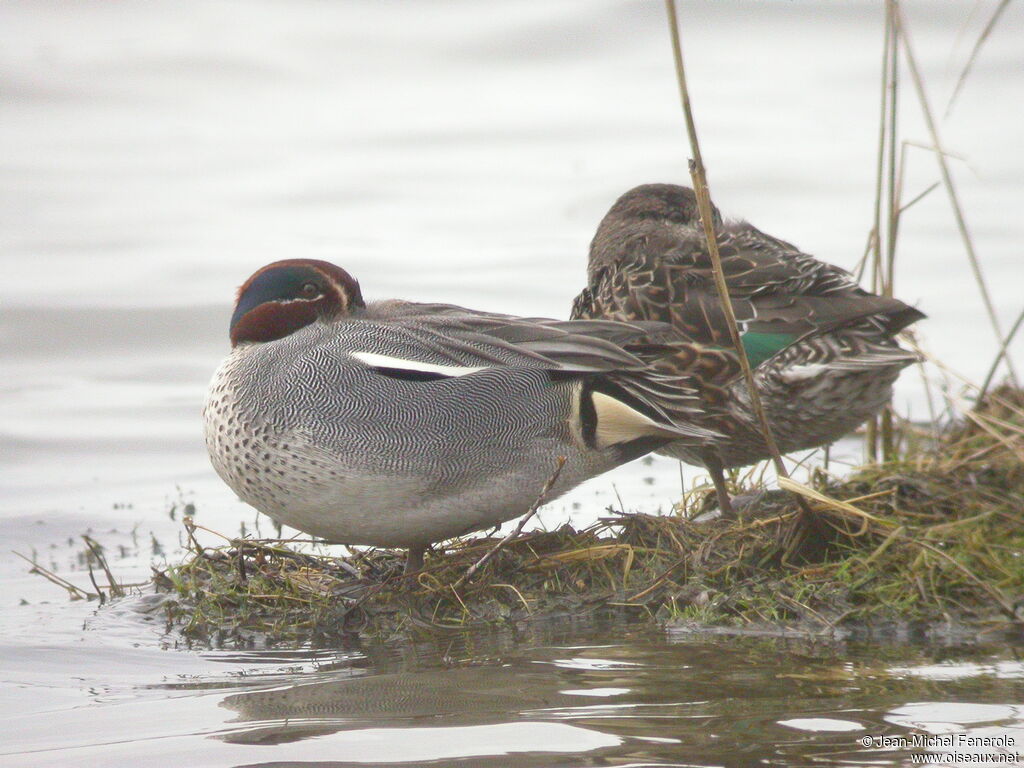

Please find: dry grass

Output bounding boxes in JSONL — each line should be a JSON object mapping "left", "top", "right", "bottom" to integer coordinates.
{"left": 153, "top": 386, "right": 1024, "bottom": 647}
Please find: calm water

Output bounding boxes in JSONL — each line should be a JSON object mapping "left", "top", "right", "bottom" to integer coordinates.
{"left": 4, "top": 617, "right": 1024, "bottom": 767}
{"left": 2, "top": 1, "right": 1022, "bottom": 765}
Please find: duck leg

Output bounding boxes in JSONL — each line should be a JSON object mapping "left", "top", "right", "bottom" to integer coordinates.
{"left": 703, "top": 455, "right": 737, "bottom": 520}
{"left": 404, "top": 545, "right": 425, "bottom": 575}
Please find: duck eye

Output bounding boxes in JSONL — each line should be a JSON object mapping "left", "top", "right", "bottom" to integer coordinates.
{"left": 299, "top": 282, "right": 320, "bottom": 298}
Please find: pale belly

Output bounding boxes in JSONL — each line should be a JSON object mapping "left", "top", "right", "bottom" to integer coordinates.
{"left": 203, "top": 367, "right": 601, "bottom": 548}
{"left": 205, "top": 423, "right": 590, "bottom": 548}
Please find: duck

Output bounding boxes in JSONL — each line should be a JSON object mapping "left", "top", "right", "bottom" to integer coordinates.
{"left": 571, "top": 184, "right": 925, "bottom": 516}
{"left": 204, "top": 258, "right": 720, "bottom": 572}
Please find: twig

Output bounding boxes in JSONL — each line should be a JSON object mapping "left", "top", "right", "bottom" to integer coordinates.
{"left": 862, "top": 525, "right": 905, "bottom": 566}
{"left": 85, "top": 559, "right": 105, "bottom": 606}
{"left": 776, "top": 476, "right": 897, "bottom": 530}
{"left": 490, "top": 583, "right": 533, "bottom": 614}
{"left": 911, "top": 342, "right": 1024, "bottom": 421}
{"left": 626, "top": 557, "right": 686, "bottom": 603}
{"left": 183, "top": 517, "right": 206, "bottom": 555}
{"left": 14, "top": 551, "right": 96, "bottom": 601}
{"left": 900, "top": 139, "right": 967, "bottom": 161}
{"left": 869, "top": 0, "right": 894, "bottom": 307}
{"left": 979, "top": 305, "right": 1024, "bottom": 400}
{"left": 945, "top": 0, "right": 1013, "bottom": 118}
{"left": 905, "top": 537, "right": 1019, "bottom": 622}
{"left": 663, "top": 0, "right": 815, "bottom": 522}
{"left": 776, "top": 592, "right": 831, "bottom": 628}
{"left": 898, "top": 179, "right": 939, "bottom": 215}
{"left": 186, "top": 519, "right": 233, "bottom": 545}
{"left": 448, "top": 583, "right": 473, "bottom": 617}
{"left": 883, "top": 0, "right": 900, "bottom": 306}
{"left": 897, "top": 5, "right": 1020, "bottom": 388}
{"left": 960, "top": 408, "right": 1024, "bottom": 464}
{"left": 880, "top": 6, "right": 897, "bottom": 462}
{"left": 453, "top": 456, "right": 566, "bottom": 589}
{"left": 870, "top": 0, "right": 900, "bottom": 461}
{"left": 83, "top": 535, "right": 124, "bottom": 598}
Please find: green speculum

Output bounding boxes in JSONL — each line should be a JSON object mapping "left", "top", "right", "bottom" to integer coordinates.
{"left": 740, "top": 331, "right": 798, "bottom": 368}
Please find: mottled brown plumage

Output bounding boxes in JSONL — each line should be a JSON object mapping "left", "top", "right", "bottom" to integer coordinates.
{"left": 572, "top": 184, "right": 925, "bottom": 514}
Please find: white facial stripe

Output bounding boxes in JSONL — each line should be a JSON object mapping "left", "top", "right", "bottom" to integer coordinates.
{"left": 351, "top": 352, "right": 490, "bottom": 378}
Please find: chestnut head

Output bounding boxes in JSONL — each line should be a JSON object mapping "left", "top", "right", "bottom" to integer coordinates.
{"left": 229, "top": 259, "right": 364, "bottom": 346}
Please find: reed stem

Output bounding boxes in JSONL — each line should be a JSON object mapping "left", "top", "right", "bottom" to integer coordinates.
{"left": 663, "top": 0, "right": 813, "bottom": 522}
{"left": 896, "top": 4, "right": 1020, "bottom": 389}
{"left": 880, "top": 0, "right": 902, "bottom": 461}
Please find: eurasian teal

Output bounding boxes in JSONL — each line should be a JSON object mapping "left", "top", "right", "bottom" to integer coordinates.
{"left": 571, "top": 184, "right": 925, "bottom": 515}
{"left": 204, "top": 259, "right": 718, "bottom": 571}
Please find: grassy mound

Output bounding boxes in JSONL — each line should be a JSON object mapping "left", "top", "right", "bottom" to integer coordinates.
{"left": 155, "top": 387, "right": 1024, "bottom": 646}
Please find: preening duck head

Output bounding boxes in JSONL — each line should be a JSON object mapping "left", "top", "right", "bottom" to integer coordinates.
{"left": 588, "top": 183, "right": 723, "bottom": 279}
{"left": 229, "top": 259, "right": 365, "bottom": 346}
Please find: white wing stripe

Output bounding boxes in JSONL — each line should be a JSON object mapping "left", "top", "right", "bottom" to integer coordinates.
{"left": 351, "top": 351, "right": 490, "bottom": 378}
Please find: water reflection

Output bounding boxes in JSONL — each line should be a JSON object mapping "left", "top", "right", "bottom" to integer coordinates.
{"left": 197, "top": 625, "right": 1024, "bottom": 766}
{"left": 219, "top": 666, "right": 574, "bottom": 744}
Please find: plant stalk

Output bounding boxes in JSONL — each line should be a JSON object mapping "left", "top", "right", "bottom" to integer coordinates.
{"left": 896, "top": 5, "right": 1020, "bottom": 390}
{"left": 663, "top": 0, "right": 813, "bottom": 524}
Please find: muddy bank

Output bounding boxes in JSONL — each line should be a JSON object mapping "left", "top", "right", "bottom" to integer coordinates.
{"left": 146, "top": 387, "right": 1024, "bottom": 647}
